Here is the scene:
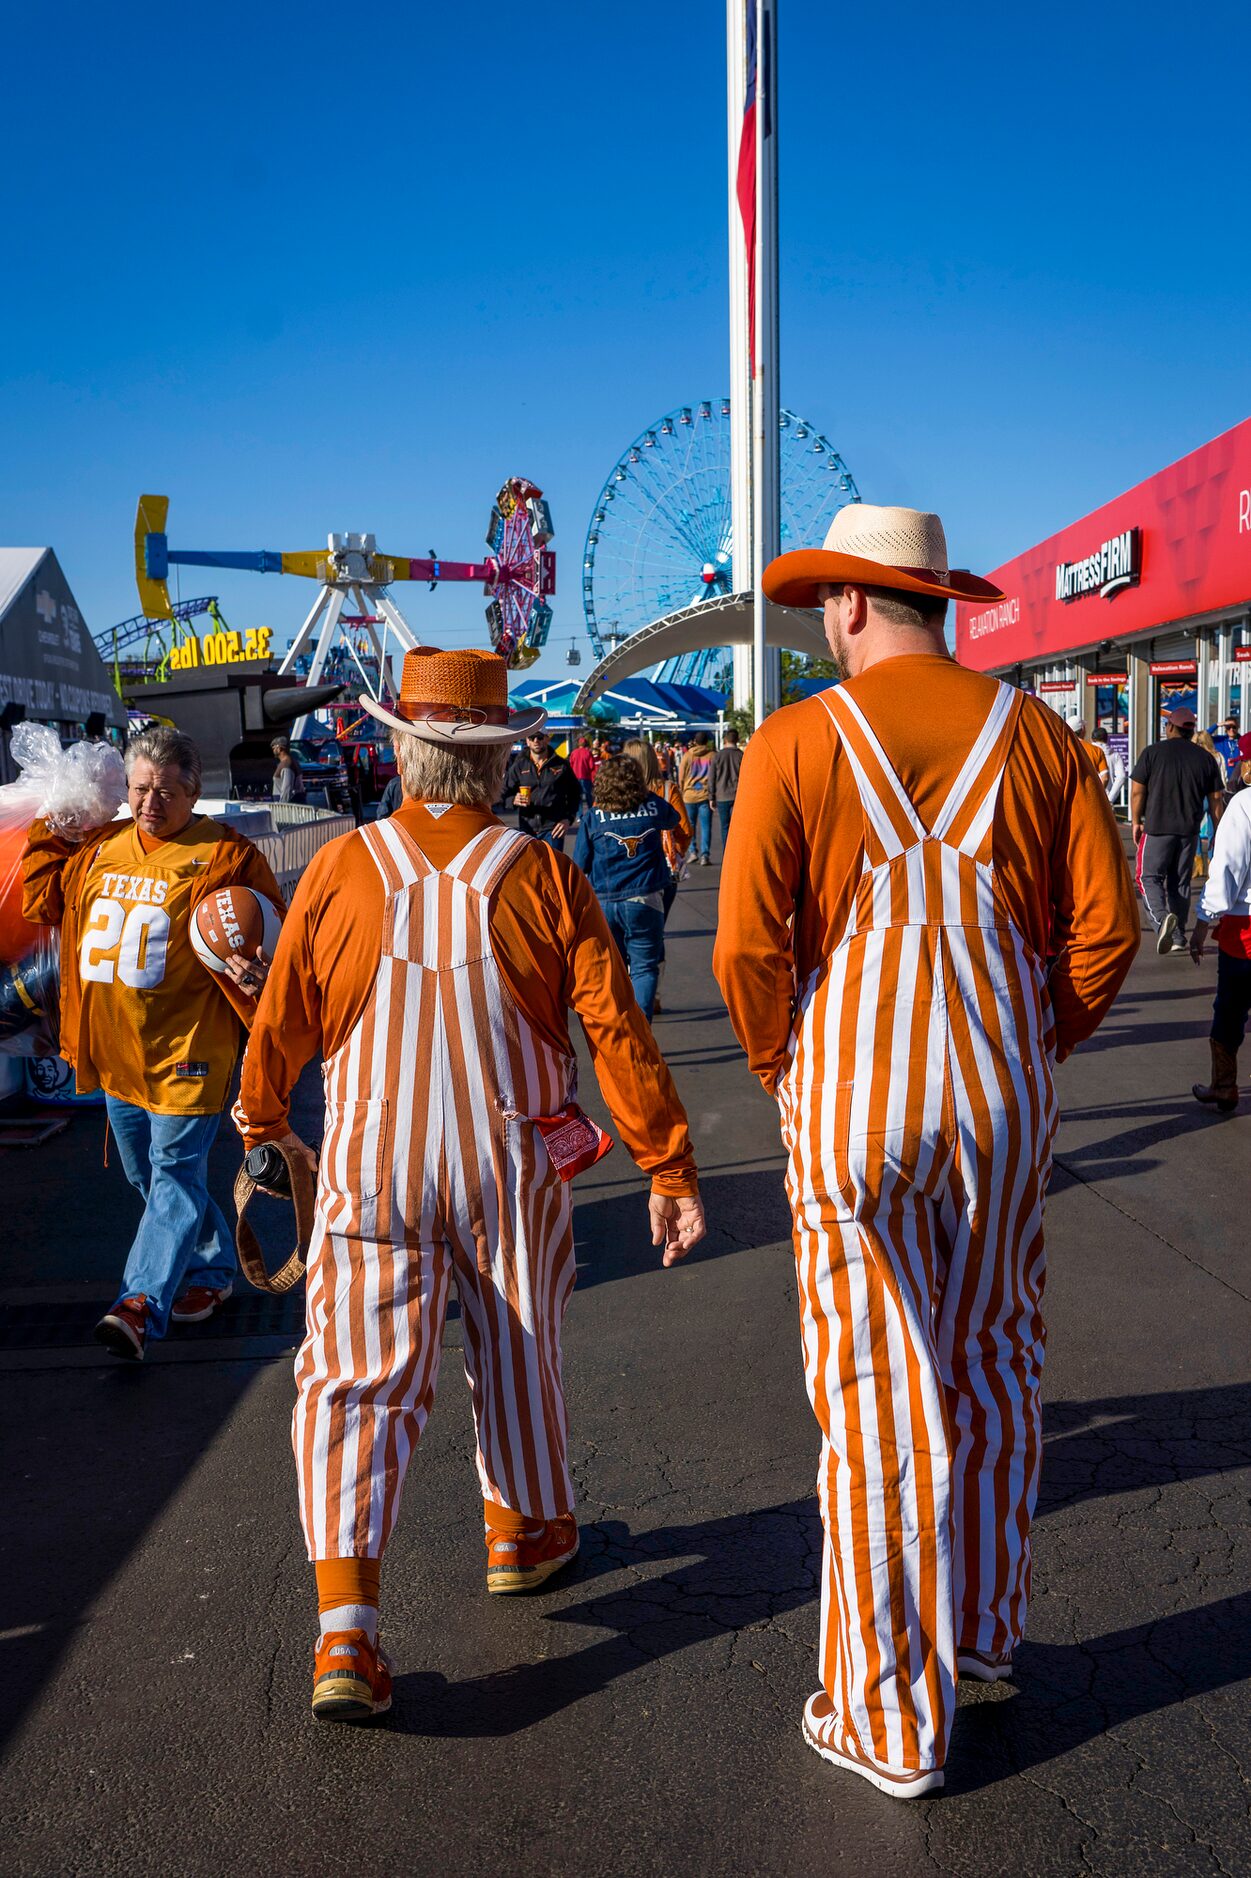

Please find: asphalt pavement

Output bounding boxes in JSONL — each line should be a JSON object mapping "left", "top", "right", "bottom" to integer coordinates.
{"left": 1, "top": 838, "right": 1249, "bottom": 1876}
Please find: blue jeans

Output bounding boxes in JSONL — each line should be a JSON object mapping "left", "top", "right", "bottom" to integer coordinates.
{"left": 717, "top": 800, "right": 734, "bottom": 846}
{"left": 687, "top": 800, "right": 711, "bottom": 859}
{"left": 602, "top": 898, "right": 665, "bottom": 1021}
{"left": 105, "top": 1097, "right": 236, "bottom": 1339}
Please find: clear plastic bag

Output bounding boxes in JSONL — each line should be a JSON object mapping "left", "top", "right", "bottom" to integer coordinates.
{"left": 8, "top": 723, "right": 127, "bottom": 839}
{"left": 0, "top": 929, "right": 60, "bottom": 1055}
{"left": 0, "top": 724, "right": 127, "bottom": 975}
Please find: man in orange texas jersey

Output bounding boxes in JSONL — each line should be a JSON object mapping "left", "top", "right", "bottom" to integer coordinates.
{"left": 234, "top": 647, "right": 705, "bottom": 1725}
{"left": 22, "top": 726, "right": 283, "bottom": 1361}
{"left": 714, "top": 505, "right": 1139, "bottom": 1800}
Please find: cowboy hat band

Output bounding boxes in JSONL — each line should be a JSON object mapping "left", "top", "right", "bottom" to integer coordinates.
{"left": 393, "top": 700, "right": 513, "bottom": 728}
{"left": 354, "top": 643, "right": 547, "bottom": 746}
{"left": 763, "top": 504, "right": 1005, "bottom": 609}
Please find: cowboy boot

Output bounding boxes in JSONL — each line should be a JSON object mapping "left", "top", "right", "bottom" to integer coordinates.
{"left": 1192, "top": 1041, "right": 1240, "bottom": 1115}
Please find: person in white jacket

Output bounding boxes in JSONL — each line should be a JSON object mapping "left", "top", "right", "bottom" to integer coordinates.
{"left": 1190, "top": 784, "right": 1251, "bottom": 1112}
{"left": 1090, "top": 727, "right": 1126, "bottom": 805}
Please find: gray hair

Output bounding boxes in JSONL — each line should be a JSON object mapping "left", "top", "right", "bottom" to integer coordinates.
{"left": 394, "top": 732, "right": 509, "bottom": 808}
{"left": 125, "top": 726, "right": 202, "bottom": 796}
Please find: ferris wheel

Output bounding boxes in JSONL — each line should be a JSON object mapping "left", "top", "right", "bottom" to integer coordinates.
{"left": 581, "top": 398, "right": 859, "bottom": 665}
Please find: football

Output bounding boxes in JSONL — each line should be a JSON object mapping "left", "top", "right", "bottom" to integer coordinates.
{"left": 190, "top": 886, "right": 282, "bottom": 976}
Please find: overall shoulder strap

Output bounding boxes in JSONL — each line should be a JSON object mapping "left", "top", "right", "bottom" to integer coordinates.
{"left": 929, "top": 681, "right": 1022, "bottom": 856}
{"left": 822, "top": 686, "right": 929, "bottom": 858}
{"left": 443, "top": 822, "right": 531, "bottom": 896}
{"left": 359, "top": 816, "right": 431, "bottom": 890}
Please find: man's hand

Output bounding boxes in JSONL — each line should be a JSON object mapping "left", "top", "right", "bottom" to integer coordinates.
{"left": 550, "top": 820, "right": 569, "bottom": 840}
{"left": 261, "top": 1129, "right": 319, "bottom": 1185}
{"left": 1190, "top": 921, "right": 1211, "bottom": 964}
{"left": 649, "top": 1192, "right": 706, "bottom": 1267}
{"left": 223, "top": 947, "right": 271, "bottom": 1000}
{"left": 1132, "top": 822, "right": 1144, "bottom": 846}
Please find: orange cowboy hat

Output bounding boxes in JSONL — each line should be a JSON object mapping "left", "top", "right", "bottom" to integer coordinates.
{"left": 763, "top": 503, "right": 1005, "bottom": 608}
{"left": 358, "top": 646, "right": 546, "bottom": 746}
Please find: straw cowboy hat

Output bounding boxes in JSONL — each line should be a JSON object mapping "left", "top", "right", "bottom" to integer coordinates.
{"left": 358, "top": 646, "right": 546, "bottom": 746}
{"left": 763, "top": 504, "right": 1004, "bottom": 608}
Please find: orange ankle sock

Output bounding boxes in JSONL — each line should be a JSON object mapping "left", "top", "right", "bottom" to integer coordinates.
{"left": 484, "top": 1500, "right": 538, "bottom": 1536}
{"left": 315, "top": 1557, "right": 381, "bottom": 1614}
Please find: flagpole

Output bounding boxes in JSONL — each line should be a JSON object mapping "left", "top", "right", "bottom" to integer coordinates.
{"left": 752, "top": 0, "right": 780, "bottom": 729}
{"left": 727, "top": 0, "right": 752, "bottom": 716}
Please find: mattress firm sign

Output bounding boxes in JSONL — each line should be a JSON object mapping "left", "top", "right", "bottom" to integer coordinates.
{"left": 1055, "top": 528, "right": 1141, "bottom": 604}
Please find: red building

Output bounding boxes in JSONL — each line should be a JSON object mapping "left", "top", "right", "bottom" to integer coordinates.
{"left": 955, "top": 417, "right": 1251, "bottom": 763}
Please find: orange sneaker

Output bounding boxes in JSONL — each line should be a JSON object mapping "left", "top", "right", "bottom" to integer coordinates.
{"left": 311, "top": 1628, "right": 392, "bottom": 1722}
{"left": 94, "top": 1296, "right": 148, "bottom": 1362}
{"left": 171, "top": 1283, "right": 233, "bottom": 1324}
{"left": 485, "top": 1514, "right": 579, "bottom": 1594}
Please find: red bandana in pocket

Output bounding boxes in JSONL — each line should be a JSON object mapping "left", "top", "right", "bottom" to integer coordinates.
{"left": 533, "top": 1105, "right": 614, "bottom": 1180}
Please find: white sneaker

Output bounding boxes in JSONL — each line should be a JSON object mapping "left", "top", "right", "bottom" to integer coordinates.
{"left": 800, "top": 1693, "right": 943, "bottom": 1798}
{"left": 957, "top": 1648, "right": 1014, "bottom": 1683}
{"left": 1155, "top": 912, "right": 1178, "bottom": 955}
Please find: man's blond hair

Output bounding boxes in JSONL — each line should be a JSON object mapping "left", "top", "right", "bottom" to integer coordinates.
{"left": 394, "top": 732, "right": 509, "bottom": 807}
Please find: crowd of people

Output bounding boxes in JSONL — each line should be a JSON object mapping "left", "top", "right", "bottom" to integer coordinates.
{"left": 16, "top": 500, "right": 1251, "bottom": 1802}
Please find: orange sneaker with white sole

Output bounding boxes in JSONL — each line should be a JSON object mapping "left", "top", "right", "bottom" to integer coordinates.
{"left": 311, "top": 1628, "right": 393, "bottom": 1722}
{"left": 485, "top": 1515, "right": 579, "bottom": 1594}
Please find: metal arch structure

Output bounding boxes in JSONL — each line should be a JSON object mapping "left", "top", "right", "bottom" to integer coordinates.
{"left": 132, "top": 483, "right": 556, "bottom": 734}
{"left": 580, "top": 398, "right": 858, "bottom": 682}
{"left": 572, "top": 590, "right": 828, "bottom": 714}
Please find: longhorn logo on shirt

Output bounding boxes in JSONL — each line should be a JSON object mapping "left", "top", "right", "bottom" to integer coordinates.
{"left": 605, "top": 831, "right": 647, "bottom": 858}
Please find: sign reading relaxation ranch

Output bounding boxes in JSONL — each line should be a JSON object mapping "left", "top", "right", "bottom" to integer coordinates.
{"left": 956, "top": 415, "right": 1251, "bottom": 671}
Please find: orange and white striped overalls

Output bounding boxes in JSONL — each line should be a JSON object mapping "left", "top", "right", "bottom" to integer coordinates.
{"left": 293, "top": 816, "right": 580, "bottom": 1562}
{"left": 778, "top": 680, "right": 1059, "bottom": 1777}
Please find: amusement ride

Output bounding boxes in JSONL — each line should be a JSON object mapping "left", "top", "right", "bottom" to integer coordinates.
{"left": 581, "top": 399, "right": 858, "bottom": 687}
{"left": 106, "top": 481, "right": 556, "bottom": 726}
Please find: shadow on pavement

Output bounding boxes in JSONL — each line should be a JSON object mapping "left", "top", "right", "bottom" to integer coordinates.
{"left": 388, "top": 1377, "right": 1251, "bottom": 1753}
{"left": 949, "top": 1592, "right": 1251, "bottom": 1793}
{"left": 572, "top": 1168, "right": 793, "bottom": 1290}
{"left": 390, "top": 1499, "right": 821, "bottom": 1737}
{"left": 0, "top": 1360, "right": 263, "bottom": 1755}
{"left": 1051, "top": 1097, "right": 1242, "bottom": 1181}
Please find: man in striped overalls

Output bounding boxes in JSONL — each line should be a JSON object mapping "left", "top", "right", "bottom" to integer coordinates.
{"left": 715, "top": 505, "right": 1138, "bottom": 1797}
{"left": 238, "top": 648, "right": 705, "bottom": 1722}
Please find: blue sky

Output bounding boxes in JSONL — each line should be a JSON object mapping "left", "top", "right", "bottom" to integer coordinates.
{"left": 3, "top": 0, "right": 1249, "bottom": 684}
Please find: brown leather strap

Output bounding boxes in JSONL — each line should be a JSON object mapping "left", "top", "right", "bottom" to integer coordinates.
{"left": 233, "top": 1142, "right": 318, "bottom": 1295}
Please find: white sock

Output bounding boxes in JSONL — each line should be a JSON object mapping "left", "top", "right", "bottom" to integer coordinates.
{"left": 319, "top": 1602, "right": 378, "bottom": 1642}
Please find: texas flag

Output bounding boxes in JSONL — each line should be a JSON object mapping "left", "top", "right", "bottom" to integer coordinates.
{"left": 735, "top": 3, "right": 770, "bottom": 372}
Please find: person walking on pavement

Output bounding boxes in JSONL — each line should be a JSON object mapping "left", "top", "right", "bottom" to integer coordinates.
{"left": 235, "top": 649, "right": 705, "bottom": 1724}
{"left": 21, "top": 727, "right": 283, "bottom": 1360}
{"left": 504, "top": 729, "right": 582, "bottom": 851}
{"left": 678, "top": 732, "right": 714, "bottom": 865}
{"left": 1212, "top": 715, "right": 1243, "bottom": 789}
{"left": 714, "top": 503, "right": 1138, "bottom": 1799}
{"left": 622, "top": 739, "right": 691, "bottom": 1015}
{"left": 574, "top": 755, "right": 683, "bottom": 1021}
{"left": 1090, "top": 726, "right": 1126, "bottom": 806}
{"left": 1131, "top": 706, "right": 1225, "bottom": 955}
{"left": 568, "top": 734, "right": 598, "bottom": 812}
{"left": 1189, "top": 771, "right": 1251, "bottom": 1113}
{"left": 710, "top": 728, "right": 743, "bottom": 853}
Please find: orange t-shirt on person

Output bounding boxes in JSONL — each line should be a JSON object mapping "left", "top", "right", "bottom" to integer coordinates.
{"left": 236, "top": 801, "right": 699, "bottom": 1195}
{"left": 713, "top": 654, "right": 1141, "bottom": 1091}
{"left": 22, "top": 815, "right": 285, "bottom": 1116}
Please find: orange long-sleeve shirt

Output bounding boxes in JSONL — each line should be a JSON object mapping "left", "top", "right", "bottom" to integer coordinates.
{"left": 237, "top": 801, "right": 699, "bottom": 1195}
{"left": 714, "top": 654, "right": 1140, "bottom": 1089}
